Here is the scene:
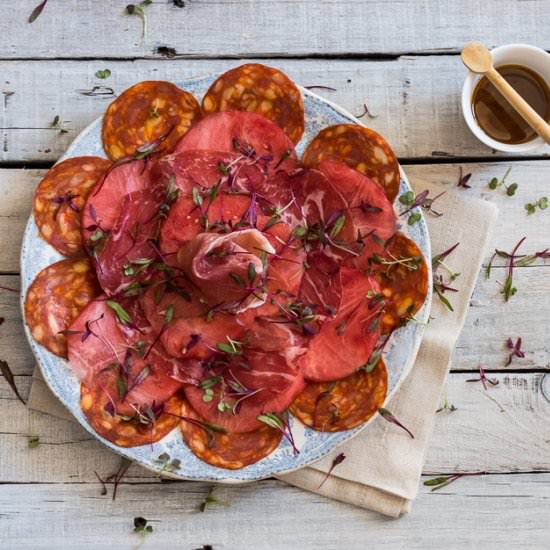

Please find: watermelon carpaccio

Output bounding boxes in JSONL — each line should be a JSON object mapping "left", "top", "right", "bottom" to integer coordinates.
{"left": 63, "top": 108, "right": 403, "bottom": 455}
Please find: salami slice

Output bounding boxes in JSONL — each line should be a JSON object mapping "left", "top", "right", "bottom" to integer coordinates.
{"left": 180, "top": 398, "right": 282, "bottom": 469}
{"left": 80, "top": 373, "right": 182, "bottom": 448}
{"left": 369, "top": 232, "right": 429, "bottom": 334}
{"left": 201, "top": 63, "right": 305, "bottom": 144}
{"left": 184, "top": 338, "right": 304, "bottom": 433}
{"left": 299, "top": 267, "right": 383, "bottom": 382}
{"left": 25, "top": 258, "right": 100, "bottom": 357}
{"left": 102, "top": 81, "right": 201, "bottom": 160}
{"left": 67, "top": 297, "right": 183, "bottom": 414}
{"left": 290, "top": 358, "right": 388, "bottom": 432}
{"left": 175, "top": 111, "right": 297, "bottom": 175}
{"left": 302, "top": 124, "right": 401, "bottom": 202}
{"left": 33, "top": 157, "right": 111, "bottom": 257}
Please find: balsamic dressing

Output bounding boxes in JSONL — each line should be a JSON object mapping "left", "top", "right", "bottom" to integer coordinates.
{"left": 472, "top": 64, "right": 550, "bottom": 144}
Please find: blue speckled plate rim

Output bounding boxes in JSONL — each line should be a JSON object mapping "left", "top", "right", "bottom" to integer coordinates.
{"left": 20, "top": 75, "right": 432, "bottom": 483}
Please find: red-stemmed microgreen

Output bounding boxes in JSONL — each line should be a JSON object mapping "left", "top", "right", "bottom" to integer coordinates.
{"left": 423, "top": 471, "right": 485, "bottom": 491}
{"left": 466, "top": 365, "right": 499, "bottom": 390}
{"left": 94, "top": 457, "right": 133, "bottom": 501}
{"left": 355, "top": 102, "right": 378, "bottom": 119}
{"left": 378, "top": 407, "right": 414, "bottom": 439}
{"left": 431, "top": 242, "right": 461, "bottom": 312}
{"left": 457, "top": 166, "right": 472, "bottom": 189}
{"left": 435, "top": 388, "right": 457, "bottom": 414}
{"left": 0, "top": 359, "right": 25, "bottom": 405}
{"left": 106, "top": 300, "right": 132, "bottom": 325}
{"left": 488, "top": 167, "right": 518, "bottom": 196}
{"left": 317, "top": 452, "right": 347, "bottom": 489}
{"left": 505, "top": 337, "right": 525, "bottom": 367}
{"left": 257, "top": 412, "right": 299, "bottom": 454}
{"left": 28, "top": 0, "right": 48, "bottom": 23}
{"left": 166, "top": 411, "right": 227, "bottom": 447}
{"left": 399, "top": 189, "right": 445, "bottom": 225}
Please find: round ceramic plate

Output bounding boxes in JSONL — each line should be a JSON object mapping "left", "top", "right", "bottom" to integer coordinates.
{"left": 20, "top": 74, "right": 432, "bottom": 482}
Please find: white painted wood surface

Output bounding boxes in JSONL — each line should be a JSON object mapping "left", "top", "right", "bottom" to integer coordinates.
{"left": 2, "top": 2, "right": 550, "bottom": 547}
{"left": 2, "top": 58, "right": 550, "bottom": 162}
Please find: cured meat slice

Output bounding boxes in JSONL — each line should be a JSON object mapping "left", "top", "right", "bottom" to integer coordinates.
{"left": 24, "top": 258, "right": 100, "bottom": 357}
{"left": 290, "top": 358, "right": 388, "bottom": 432}
{"left": 67, "top": 297, "right": 183, "bottom": 414}
{"left": 180, "top": 398, "right": 282, "bottom": 469}
{"left": 201, "top": 63, "right": 305, "bottom": 144}
{"left": 80, "top": 374, "right": 182, "bottom": 448}
{"left": 184, "top": 326, "right": 305, "bottom": 433}
{"left": 369, "top": 232, "right": 429, "bottom": 334}
{"left": 102, "top": 81, "right": 201, "bottom": 160}
{"left": 140, "top": 284, "right": 246, "bottom": 360}
{"left": 299, "top": 252, "right": 342, "bottom": 317}
{"left": 316, "top": 160, "right": 397, "bottom": 257}
{"left": 299, "top": 267, "right": 383, "bottom": 382}
{"left": 81, "top": 160, "right": 152, "bottom": 245}
{"left": 82, "top": 161, "right": 168, "bottom": 296}
{"left": 174, "top": 111, "right": 297, "bottom": 174}
{"left": 302, "top": 124, "right": 401, "bottom": 202}
{"left": 33, "top": 156, "right": 111, "bottom": 257}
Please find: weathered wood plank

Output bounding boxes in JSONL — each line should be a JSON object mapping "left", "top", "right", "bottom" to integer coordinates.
{"left": 2, "top": 372, "right": 550, "bottom": 481}
{"left": 3, "top": 1, "right": 550, "bottom": 58}
{"left": 2, "top": 58, "right": 550, "bottom": 163}
{"left": 1, "top": 474, "right": 550, "bottom": 549}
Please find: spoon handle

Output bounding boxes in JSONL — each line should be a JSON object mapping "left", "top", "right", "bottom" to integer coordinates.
{"left": 486, "top": 66, "right": 550, "bottom": 144}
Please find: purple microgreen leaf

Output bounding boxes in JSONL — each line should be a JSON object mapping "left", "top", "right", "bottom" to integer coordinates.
{"left": 317, "top": 452, "right": 347, "bottom": 489}
{"left": 378, "top": 407, "right": 414, "bottom": 439}
{"left": 0, "top": 359, "right": 25, "bottom": 405}
{"left": 28, "top": 0, "right": 48, "bottom": 23}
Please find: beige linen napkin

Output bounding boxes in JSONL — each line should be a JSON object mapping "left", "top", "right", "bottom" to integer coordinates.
{"left": 27, "top": 181, "right": 498, "bottom": 518}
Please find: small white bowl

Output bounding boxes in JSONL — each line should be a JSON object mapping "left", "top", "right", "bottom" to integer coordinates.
{"left": 461, "top": 43, "right": 550, "bottom": 152}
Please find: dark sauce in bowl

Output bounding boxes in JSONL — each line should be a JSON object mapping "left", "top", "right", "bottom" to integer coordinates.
{"left": 472, "top": 64, "right": 550, "bottom": 144}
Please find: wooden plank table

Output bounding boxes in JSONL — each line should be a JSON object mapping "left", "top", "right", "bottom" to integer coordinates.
{"left": 1, "top": 1, "right": 550, "bottom": 548}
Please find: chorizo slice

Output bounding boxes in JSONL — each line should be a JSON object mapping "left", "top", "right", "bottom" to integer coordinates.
{"left": 180, "top": 398, "right": 282, "bottom": 469}
{"left": 102, "top": 81, "right": 201, "bottom": 160}
{"left": 202, "top": 63, "right": 304, "bottom": 144}
{"left": 24, "top": 258, "right": 100, "bottom": 357}
{"left": 369, "top": 232, "right": 429, "bottom": 334}
{"left": 302, "top": 124, "right": 401, "bottom": 202}
{"left": 290, "top": 359, "right": 388, "bottom": 432}
{"left": 80, "top": 373, "right": 182, "bottom": 448}
{"left": 33, "top": 156, "right": 111, "bottom": 257}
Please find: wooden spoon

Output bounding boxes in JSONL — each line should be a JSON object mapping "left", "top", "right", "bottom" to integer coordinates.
{"left": 461, "top": 41, "right": 550, "bottom": 144}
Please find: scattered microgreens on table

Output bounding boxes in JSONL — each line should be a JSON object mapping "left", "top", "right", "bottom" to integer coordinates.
{"left": 398, "top": 189, "right": 445, "bottom": 225}
{"left": 155, "top": 452, "right": 181, "bottom": 474}
{"left": 356, "top": 102, "right": 378, "bottom": 119}
{"left": 378, "top": 408, "right": 414, "bottom": 439}
{"left": 199, "top": 486, "right": 227, "bottom": 512}
{"left": 487, "top": 167, "right": 518, "bottom": 196}
{"left": 457, "top": 166, "right": 472, "bottom": 189}
{"left": 485, "top": 237, "right": 550, "bottom": 302}
{"left": 431, "top": 242, "right": 460, "bottom": 312}
{"left": 505, "top": 337, "right": 525, "bottom": 367}
{"left": 95, "top": 69, "right": 111, "bottom": 80}
{"left": 435, "top": 388, "right": 457, "bottom": 414}
{"left": 50, "top": 115, "right": 69, "bottom": 134}
{"left": 525, "top": 196, "right": 548, "bottom": 215}
{"left": 423, "top": 472, "right": 485, "bottom": 491}
{"left": 0, "top": 359, "right": 25, "bottom": 405}
{"left": 173, "top": 0, "right": 185, "bottom": 7}
{"left": 27, "top": 435, "right": 40, "bottom": 449}
{"left": 126, "top": 1, "right": 152, "bottom": 40}
{"left": 94, "top": 457, "right": 133, "bottom": 500}
{"left": 466, "top": 366, "right": 499, "bottom": 390}
{"left": 28, "top": 0, "right": 48, "bottom": 23}
{"left": 133, "top": 516, "right": 153, "bottom": 549}
{"left": 317, "top": 452, "right": 346, "bottom": 489}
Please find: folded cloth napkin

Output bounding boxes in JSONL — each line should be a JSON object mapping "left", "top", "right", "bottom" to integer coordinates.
{"left": 27, "top": 179, "right": 498, "bottom": 518}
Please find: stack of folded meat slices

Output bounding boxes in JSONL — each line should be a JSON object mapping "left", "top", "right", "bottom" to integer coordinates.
{"left": 25, "top": 64, "right": 428, "bottom": 470}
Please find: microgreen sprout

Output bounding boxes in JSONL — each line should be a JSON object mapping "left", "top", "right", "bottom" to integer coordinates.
{"left": 505, "top": 337, "right": 525, "bottom": 367}
{"left": 466, "top": 365, "right": 499, "bottom": 390}
{"left": 525, "top": 196, "right": 548, "bottom": 215}
{"left": 487, "top": 167, "right": 518, "bottom": 196}
{"left": 378, "top": 407, "right": 414, "bottom": 438}
{"left": 317, "top": 452, "right": 347, "bottom": 489}
{"left": 199, "top": 486, "right": 227, "bottom": 512}
{"left": 424, "top": 472, "right": 485, "bottom": 491}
